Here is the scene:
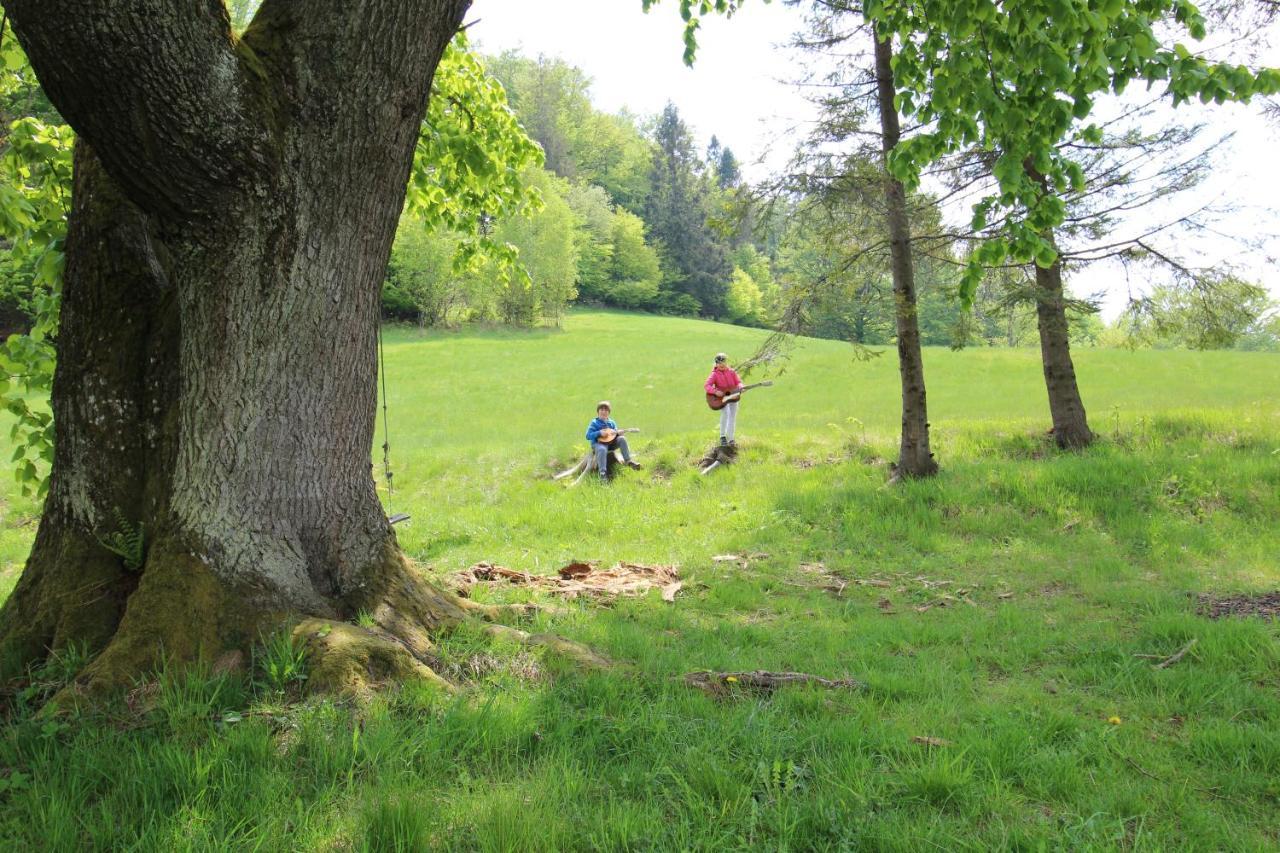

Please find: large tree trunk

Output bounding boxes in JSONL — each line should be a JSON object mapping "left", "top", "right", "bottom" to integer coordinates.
{"left": 872, "top": 32, "right": 938, "bottom": 479}
{"left": 1033, "top": 245, "right": 1094, "bottom": 449}
{"left": 0, "top": 0, "right": 528, "bottom": 693}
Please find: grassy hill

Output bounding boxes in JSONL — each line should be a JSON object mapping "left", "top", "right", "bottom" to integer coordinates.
{"left": 1, "top": 309, "right": 1278, "bottom": 849}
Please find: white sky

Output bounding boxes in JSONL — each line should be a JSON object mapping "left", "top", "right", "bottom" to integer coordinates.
{"left": 470, "top": 0, "right": 1280, "bottom": 321}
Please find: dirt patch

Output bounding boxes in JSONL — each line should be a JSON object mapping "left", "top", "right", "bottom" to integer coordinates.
{"left": 1196, "top": 591, "right": 1280, "bottom": 621}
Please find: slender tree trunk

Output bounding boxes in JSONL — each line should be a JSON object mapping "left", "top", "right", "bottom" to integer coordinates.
{"left": 872, "top": 32, "right": 937, "bottom": 478}
{"left": 1033, "top": 239, "right": 1094, "bottom": 448}
{"left": 0, "top": 0, "right": 546, "bottom": 694}
{"left": 1021, "top": 164, "right": 1093, "bottom": 449}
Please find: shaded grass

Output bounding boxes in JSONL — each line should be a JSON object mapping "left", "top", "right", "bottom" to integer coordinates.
{"left": 1, "top": 310, "right": 1278, "bottom": 849}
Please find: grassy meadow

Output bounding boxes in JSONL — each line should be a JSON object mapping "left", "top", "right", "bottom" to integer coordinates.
{"left": 1, "top": 309, "right": 1279, "bottom": 850}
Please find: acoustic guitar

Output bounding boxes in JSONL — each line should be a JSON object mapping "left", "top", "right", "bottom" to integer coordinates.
{"left": 595, "top": 426, "right": 640, "bottom": 444}
{"left": 706, "top": 381, "right": 773, "bottom": 411}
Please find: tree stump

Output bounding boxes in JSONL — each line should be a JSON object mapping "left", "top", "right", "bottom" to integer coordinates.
{"left": 698, "top": 442, "right": 737, "bottom": 475}
{"left": 553, "top": 448, "right": 624, "bottom": 485}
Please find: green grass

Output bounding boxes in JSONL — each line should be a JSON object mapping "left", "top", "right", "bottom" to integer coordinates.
{"left": 2, "top": 309, "right": 1279, "bottom": 849}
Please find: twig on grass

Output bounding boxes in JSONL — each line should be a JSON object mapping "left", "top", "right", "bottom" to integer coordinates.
{"left": 1135, "top": 638, "right": 1197, "bottom": 669}
{"left": 1154, "top": 638, "right": 1197, "bottom": 669}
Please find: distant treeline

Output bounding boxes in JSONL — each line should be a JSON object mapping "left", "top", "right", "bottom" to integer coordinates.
{"left": 379, "top": 51, "right": 1277, "bottom": 352}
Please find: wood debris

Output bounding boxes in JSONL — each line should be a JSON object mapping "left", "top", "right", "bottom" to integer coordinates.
{"left": 1152, "top": 638, "right": 1198, "bottom": 670}
{"left": 911, "top": 736, "right": 952, "bottom": 747}
{"left": 453, "top": 561, "right": 683, "bottom": 603}
{"left": 683, "top": 670, "right": 862, "bottom": 696}
{"left": 1196, "top": 591, "right": 1280, "bottom": 621}
{"left": 711, "top": 552, "right": 770, "bottom": 569}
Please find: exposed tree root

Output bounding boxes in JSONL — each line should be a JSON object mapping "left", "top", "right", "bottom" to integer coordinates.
{"left": 46, "top": 542, "right": 279, "bottom": 706}
{"left": 483, "top": 623, "right": 613, "bottom": 670}
{"left": 0, "top": 522, "right": 134, "bottom": 682}
{"left": 301, "top": 547, "right": 611, "bottom": 696}
{"left": 294, "top": 619, "right": 455, "bottom": 696}
{"left": 9, "top": 538, "right": 608, "bottom": 710}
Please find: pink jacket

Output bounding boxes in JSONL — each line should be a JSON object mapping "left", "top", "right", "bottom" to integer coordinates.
{"left": 705, "top": 365, "right": 742, "bottom": 395}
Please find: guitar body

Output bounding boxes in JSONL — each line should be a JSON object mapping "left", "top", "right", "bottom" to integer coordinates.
{"left": 595, "top": 427, "right": 639, "bottom": 444}
{"left": 705, "top": 381, "right": 773, "bottom": 411}
{"left": 705, "top": 393, "right": 740, "bottom": 411}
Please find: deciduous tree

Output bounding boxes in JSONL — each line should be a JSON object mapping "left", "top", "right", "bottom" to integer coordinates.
{"left": 0, "top": 0, "right": 593, "bottom": 694}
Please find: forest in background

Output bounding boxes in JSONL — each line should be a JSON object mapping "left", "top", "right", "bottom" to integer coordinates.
{"left": 3, "top": 24, "right": 1277, "bottom": 352}
{"left": 376, "top": 42, "right": 1279, "bottom": 352}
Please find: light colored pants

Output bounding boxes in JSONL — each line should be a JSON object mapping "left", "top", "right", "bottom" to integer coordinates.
{"left": 719, "top": 401, "right": 738, "bottom": 442}
{"left": 592, "top": 436, "right": 632, "bottom": 475}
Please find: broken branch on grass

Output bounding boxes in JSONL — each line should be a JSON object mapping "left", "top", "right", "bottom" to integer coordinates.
{"left": 1153, "top": 638, "right": 1197, "bottom": 670}
{"left": 683, "top": 670, "right": 863, "bottom": 696}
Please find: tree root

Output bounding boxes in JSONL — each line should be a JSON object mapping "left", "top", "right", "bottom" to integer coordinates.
{"left": 298, "top": 550, "right": 609, "bottom": 697}
{"left": 13, "top": 538, "right": 607, "bottom": 708}
{"left": 294, "top": 619, "right": 454, "bottom": 696}
{"left": 483, "top": 623, "right": 613, "bottom": 670}
{"left": 292, "top": 619, "right": 610, "bottom": 699}
{"left": 456, "top": 597, "right": 560, "bottom": 623}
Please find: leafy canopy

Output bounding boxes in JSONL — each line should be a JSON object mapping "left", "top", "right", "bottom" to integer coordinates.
{"left": 0, "top": 22, "right": 70, "bottom": 495}
{"left": 645, "top": 0, "right": 1280, "bottom": 300}
{"left": 407, "top": 33, "right": 547, "bottom": 288}
{"left": 0, "top": 26, "right": 542, "bottom": 491}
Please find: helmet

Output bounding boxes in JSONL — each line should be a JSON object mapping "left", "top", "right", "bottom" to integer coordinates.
{"left": 714, "top": 353, "right": 728, "bottom": 363}
{"left": 596, "top": 400, "right": 612, "bottom": 411}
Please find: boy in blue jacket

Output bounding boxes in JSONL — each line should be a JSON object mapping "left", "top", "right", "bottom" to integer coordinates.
{"left": 586, "top": 401, "right": 641, "bottom": 482}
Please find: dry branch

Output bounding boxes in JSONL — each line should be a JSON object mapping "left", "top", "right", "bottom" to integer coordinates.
{"left": 683, "top": 670, "right": 863, "bottom": 696}
{"left": 1153, "top": 638, "right": 1198, "bottom": 669}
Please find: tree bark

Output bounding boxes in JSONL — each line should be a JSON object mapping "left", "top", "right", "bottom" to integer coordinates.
{"left": 872, "top": 32, "right": 938, "bottom": 479}
{"left": 0, "top": 0, "right": 502, "bottom": 692}
{"left": 1033, "top": 241, "right": 1094, "bottom": 449}
{"left": 1021, "top": 164, "right": 1093, "bottom": 450}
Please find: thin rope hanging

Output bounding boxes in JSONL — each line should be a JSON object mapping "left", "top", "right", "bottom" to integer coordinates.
{"left": 378, "top": 321, "right": 409, "bottom": 525}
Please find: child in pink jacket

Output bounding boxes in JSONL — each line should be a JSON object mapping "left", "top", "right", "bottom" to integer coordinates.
{"left": 705, "top": 353, "right": 743, "bottom": 446}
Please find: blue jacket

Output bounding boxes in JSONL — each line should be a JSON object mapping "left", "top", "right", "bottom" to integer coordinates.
{"left": 586, "top": 417, "right": 617, "bottom": 444}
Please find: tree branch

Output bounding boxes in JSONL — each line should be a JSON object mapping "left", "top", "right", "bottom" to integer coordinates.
{"left": 241, "top": 0, "right": 471, "bottom": 136}
{"left": 5, "top": 0, "right": 260, "bottom": 220}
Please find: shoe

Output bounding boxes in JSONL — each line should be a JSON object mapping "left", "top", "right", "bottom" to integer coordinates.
{"left": 599, "top": 473, "right": 610, "bottom": 484}
{"left": 728, "top": 440, "right": 737, "bottom": 448}
{"left": 626, "top": 460, "right": 642, "bottom": 471}
{"left": 719, "top": 436, "right": 729, "bottom": 447}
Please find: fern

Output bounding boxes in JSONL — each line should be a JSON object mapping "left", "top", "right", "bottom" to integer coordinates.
{"left": 97, "top": 508, "right": 145, "bottom": 572}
